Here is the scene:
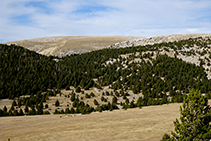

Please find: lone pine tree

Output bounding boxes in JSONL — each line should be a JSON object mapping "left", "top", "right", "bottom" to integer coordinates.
{"left": 55, "top": 99, "right": 60, "bottom": 107}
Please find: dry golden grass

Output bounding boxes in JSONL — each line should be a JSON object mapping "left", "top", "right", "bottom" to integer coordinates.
{"left": 0, "top": 102, "right": 182, "bottom": 141}
{"left": 2, "top": 100, "right": 211, "bottom": 141}
{"left": 5, "top": 36, "right": 139, "bottom": 57}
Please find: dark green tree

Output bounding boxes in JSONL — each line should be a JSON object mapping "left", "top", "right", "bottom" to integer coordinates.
{"left": 24, "top": 106, "right": 29, "bottom": 113}
{"left": 70, "top": 107, "right": 75, "bottom": 114}
{"left": 10, "top": 105, "right": 14, "bottom": 111}
{"left": 70, "top": 93, "right": 76, "bottom": 102}
{"left": 112, "top": 96, "right": 118, "bottom": 104}
{"left": 0, "top": 109, "right": 4, "bottom": 116}
{"left": 75, "top": 87, "right": 81, "bottom": 93}
{"left": 18, "top": 100, "right": 22, "bottom": 108}
{"left": 72, "top": 101, "right": 77, "bottom": 107}
{"left": 13, "top": 110, "right": 18, "bottom": 116}
{"left": 45, "top": 104, "right": 48, "bottom": 109}
{"left": 169, "top": 89, "right": 211, "bottom": 140}
{"left": 101, "top": 96, "right": 105, "bottom": 101}
{"left": 161, "top": 133, "right": 171, "bottom": 141}
{"left": 94, "top": 99, "right": 98, "bottom": 105}
{"left": 44, "top": 111, "right": 50, "bottom": 115}
{"left": 90, "top": 92, "right": 95, "bottom": 97}
{"left": 55, "top": 99, "right": 60, "bottom": 107}
{"left": 19, "top": 109, "right": 24, "bottom": 116}
{"left": 65, "top": 108, "right": 70, "bottom": 114}
{"left": 85, "top": 93, "right": 90, "bottom": 98}
{"left": 12, "top": 100, "right": 17, "bottom": 107}
{"left": 3, "top": 106, "right": 7, "bottom": 113}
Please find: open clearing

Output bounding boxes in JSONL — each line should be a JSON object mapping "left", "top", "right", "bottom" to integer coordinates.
{"left": 0, "top": 102, "right": 184, "bottom": 141}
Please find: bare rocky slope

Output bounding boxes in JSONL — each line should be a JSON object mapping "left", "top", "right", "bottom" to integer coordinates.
{"left": 4, "top": 34, "right": 211, "bottom": 57}
{"left": 109, "top": 33, "right": 211, "bottom": 49}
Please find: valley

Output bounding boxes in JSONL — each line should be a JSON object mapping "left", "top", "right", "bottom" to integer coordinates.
{"left": 1, "top": 34, "right": 211, "bottom": 140}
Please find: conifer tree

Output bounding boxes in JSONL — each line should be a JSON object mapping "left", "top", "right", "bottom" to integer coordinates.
{"left": 3, "top": 106, "right": 7, "bottom": 113}
{"left": 112, "top": 96, "right": 117, "bottom": 104}
{"left": 55, "top": 99, "right": 60, "bottom": 107}
{"left": 75, "top": 87, "right": 81, "bottom": 93}
{"left": 19, "top": 109, "right": 24, "bottom": 116}
{"left": 169, "top": 89, "right": 211, "bottom": 140}
{"left": 12, "top": 100, "right": 17, "bottom": 107}
{"left": 45, "top": 104, "right": 48, "bottom": 109}
{"left": 24, "top": 106, "right": 29, "bottom": 113}
{"left": 94, "top": 99, "right": 98, "bottom": 105}
{"left": 70, "top": 93, "right": 76, "bottom": 102}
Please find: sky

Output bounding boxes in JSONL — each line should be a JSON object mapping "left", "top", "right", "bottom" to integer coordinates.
{"left": 0, "top": 0, "right": 211, "bottom": 43}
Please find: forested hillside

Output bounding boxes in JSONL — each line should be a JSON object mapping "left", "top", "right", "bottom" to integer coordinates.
{"left": 0, "top": 44, "right": 94, "bottom": 99}
{"left": 0, "top": 36, "right": 211, "bottom": 116}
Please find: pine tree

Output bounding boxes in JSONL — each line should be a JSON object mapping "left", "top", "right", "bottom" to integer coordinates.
{"left": 13, "top": 110, "right": 18, "bottom": 116}
{"left": 45, "top": 104, "right": 48, "bottom": 109}
{"left": 70, "top": 93, "right": 76, "bottom": 102}
{"left": 18, "top": 100, "right": 22, "bottom": 108}
{"left": 24, "top": 106, "right": 29, "bottom": 113}
{"left": 112, "top": 96, "right": 117, "bottom": 104}
{"left": 55, "top": 99, "right": 60, "bottom": 107}
{"left": 12, "top": 100, "right": 17, "bottom": 107}
{"left": 171, "top": 89, "right": 211, "bottom": 140}
{"left": 3, "top": 106, "right": 7, "bottom": 113}
{"left": 65, "top": 108, "right": 70, "bottom": 114}
{"left": 94, "top": 99, "right": 98, "bottom": 105}
{"left": 161, "top": 133, "right": 171, "bottom": 141}
{"left": 19, "top": 109, "right": 24, "bottom": 116}
{"left": 75, "top": 87, "right": 81, "bottom": 93}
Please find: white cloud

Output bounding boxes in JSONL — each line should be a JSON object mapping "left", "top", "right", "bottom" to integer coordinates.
{"left": 0, "top": 0, "right": 211, "bottom": 42}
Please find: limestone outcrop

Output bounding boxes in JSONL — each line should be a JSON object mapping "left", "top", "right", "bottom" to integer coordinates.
{"left": 108, "top": 34, "right": 211, "bottom": 49}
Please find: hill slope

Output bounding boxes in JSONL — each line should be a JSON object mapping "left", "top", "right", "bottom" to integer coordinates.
{"left": 4, "top": 34, "right": 211, "bottom": 57}
{"left": 1, "top": 34, "right": 211, "bottom": 140}
{"left": 4, "top": 36, "right": 140, "bottom": 57}
{"left": 1, "top": 34, "right": 211, "bottom": 116}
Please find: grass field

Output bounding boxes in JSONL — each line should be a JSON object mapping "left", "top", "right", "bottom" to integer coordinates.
{"left": 0, "top": 102, "right": 184, "bottom": 141}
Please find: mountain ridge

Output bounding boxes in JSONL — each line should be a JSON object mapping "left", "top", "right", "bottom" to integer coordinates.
{"left": 4, "top": 33, "right": 211, "bottom": 57}
{"left": 4, "top": 36, "right": 139, "bottom": 57}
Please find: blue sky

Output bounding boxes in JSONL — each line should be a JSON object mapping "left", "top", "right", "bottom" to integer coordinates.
{"left": 0, "top": 0, "right": 211, "bottom": 43}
